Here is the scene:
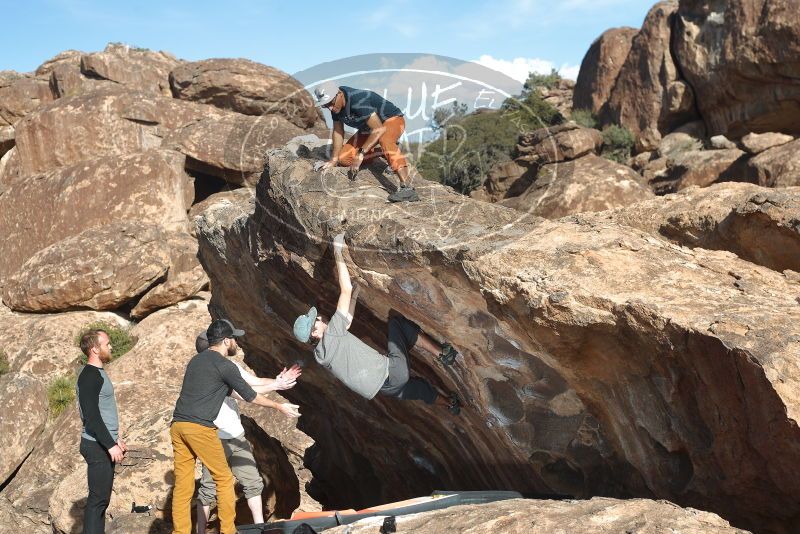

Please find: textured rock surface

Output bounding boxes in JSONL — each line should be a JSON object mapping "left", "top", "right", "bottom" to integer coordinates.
{"left": 0, "top": 373, "right": 47, "bottom": 486}
{"left": 674, "top": 0, "right": 800, "bottom": 138}
{"left": 1, "top": 296, "right": 319, "bottom": 533}
{"left": 130, "top": 233, "right": 209, "bottom": 318}
{"left": 0, "top": 72, "right": 53, "bottom": 127}
{"left": 189, "top": 189, "right": 251, "bottom": 237}
{"left": 164, "top": 112, "right": 307, "bottom": 185}
{"left": 601, "top": 1, "right": 697, "bottom": 151}
{"left": 13, "top": 89, "right": 226, "bottom": 175}
{"left": 501, "top": 154, "right": 653, "bottom": 218}
{"left": 79, "top": 43, "right": 178, "bottom": 96}
{"left": 470, "top": 161, "right": 527, "bottom": 203}
{"left": 0, "top": 125, "right": 14, "bottom": 157}
{"left": 650, "top": 148, "right": 748, "bottom": 194}
{"left": 573, "top": 27, "right": 638, "bottom": 116}
{"left": 2, "top": 222, "right": 171, "bottom": 312}
{"left": 0, "top": 302, "right": 128, "bottom": 382}
{"left": 537, "top": 79, "right": 575, "bottom": 117}
{"left": 327, "top": 497, "right": 748, "bottom": 534}
{"left": 169, "top": 58, "right": 321, "bottom": 128}
{"left": 740, "top": 132, "right": 794, "bottom": 155}
{"left": 195, "top": 136, "right": 800, "bottom": 532}
{"left": 656, "top": 131, "right": 703, "bottom": 159}
{"left": 515, "top": 123, "right": 602, "bottom": 167}
{"left": 0, "top": 149, "right": 193, "bottom": 281}
{"left": 593, "top": 183, "right": 800, "bottom": 274}
{"left": 746, "top": 139, "right": 800, "bottom": 187}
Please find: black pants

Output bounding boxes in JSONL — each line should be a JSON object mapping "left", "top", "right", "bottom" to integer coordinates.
{"left": 379, "top": 315, "right": 438, "bottom": 404}
{"left": 80, "top": 437, "right": 115, "bottom": 534}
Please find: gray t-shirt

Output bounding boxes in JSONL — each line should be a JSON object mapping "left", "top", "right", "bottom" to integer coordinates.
{"left": 314, "top": 311, "right": 389, "bottom": 399}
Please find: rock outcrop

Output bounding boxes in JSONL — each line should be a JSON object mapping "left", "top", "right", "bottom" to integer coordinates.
{"left": 169, "top": 58, "right": 322, "bottom": 128}
{"left": 746, "top": 139, "right": 800, "bottom": 187}
{"left": 469, "top": 161, "right": 527, "bottom": 203}
{"left": 515, "top": 123, "right": 603, "bottom": 167}
{"left": 572, "top": 27, "right": 638, "bottom": 116}
{"left": 195, "top": 136, "right": 800, "bottom": 532}
{"left": 327, "top": 497, "right": 747, "bottom": 534}
{"left": 673, "top": 0, "right": 800, "bottom": 138}
{"left": 740, "top": 132, "right": 794, "bottom": 155}
{"left": 2, "top": 222, "right": 171, "bottom": 312}
{"left": 649, "top": 148, "right": 748, "bottom": 194}
{"left": 0, "top": 373, "right": 47, "bottom": 486}
{"left": 501, "top": 154, "right": 653, "bottom": 218}
{"left": 0, "top": 72, "right": 53, "bottom": 127}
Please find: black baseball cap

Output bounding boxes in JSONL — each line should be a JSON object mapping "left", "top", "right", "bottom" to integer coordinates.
{"left": 204, "top": 319, "right": 245, "bottom": 345}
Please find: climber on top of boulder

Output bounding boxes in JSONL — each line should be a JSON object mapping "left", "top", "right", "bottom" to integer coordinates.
{"left": 293, "top": 233, "right": 462, "bottom": 414}
{"left": 314, "top": 84, "right": 420, "bottom": 203}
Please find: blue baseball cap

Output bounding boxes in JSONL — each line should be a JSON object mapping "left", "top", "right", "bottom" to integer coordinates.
{"left": 293, "top": 306, "right": 318, "bottom": 343}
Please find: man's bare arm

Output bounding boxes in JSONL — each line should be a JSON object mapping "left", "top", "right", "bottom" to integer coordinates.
{"left": 333, "top": 233, "right": 353, "bottom": 326}
{"left": 330, "top": 121, "right": 345, "bottom": 163}
{"left": 249, "top": 393, "right": 301, "bottom": 418}
{"left": 360, "top": 113, "right": 385, "bottom": 153}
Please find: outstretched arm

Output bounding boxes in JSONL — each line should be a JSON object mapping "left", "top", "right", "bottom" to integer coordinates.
{"left": 321, "top": 121, "right": 345, "bottom": 170}
{"left": 333, "top": 233, "right": 354, "bottom": 327}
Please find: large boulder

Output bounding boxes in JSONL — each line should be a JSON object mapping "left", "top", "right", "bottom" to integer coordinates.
{"left": 470, "top": 161, "right": 527, "bottom": 203}
{"left": 0, "top": 72, "right": 53, "bottom": 126}
{"left": 572, "top": 27, "right": 638, "bottom": 116}
{"left": 0, "top": 302, "right": 128, "bottom": 382}
{"left": 2, "top": 221, "right": 171, "bottom": 312}
{"left": 594, "top": 182, "right": 800, "bottom": 274}
{"left": 0, "top": 125, "right": 14, "bottom": 157}
{"left": 514, "top": 123, "right": 602, "bottom": 166}
{"left": 169, "top": 58, "right": 322, "bottom": 128}
{"left": 746, "top": 138, "right": 800, "bottom": 187}
{"left": 0, "top": 149, "right": 193, "bottom": 281}
{"left": 740, "top": 132, "right": 794, "bottom": 155}
{"left": 13, "top": 89, "right": 226, "bottom": 175}
{"left": 80, "top": 43, "right": 179, "bottom": 96}
{"left": 328, "top": 497, "right": 747, "bottom": 534}
{"left": 501, "top": 154, "right": 653, "bottom": 217}
{"left": 130, "top": 233, "right": 209, "bottom": 319}
{"left": 650, "top": 148, "right": 748, "bottom": 194}
{"left": 0, "top": 146, "right": 21, "bottom": 193}
{"left": 163, "top": 112, "right": 307, "bottom": 185}
{"left": 601, "top": 2, "right": 697, "bottom": 152}
{"left": 0, "top": 373, "right": 47, "bottom": 486}
{"left": 195, "top": 136, "right": 800, "bottom": 532}
{"left": 673, "top": 0, "right": 800, "bottom": 138}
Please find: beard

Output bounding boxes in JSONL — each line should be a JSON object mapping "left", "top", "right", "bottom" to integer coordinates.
{"left": 99, "top": 351, "right": 113, "bottom": 363}
{"left": 227, "top": 344, "right": 237, "bottom": 357}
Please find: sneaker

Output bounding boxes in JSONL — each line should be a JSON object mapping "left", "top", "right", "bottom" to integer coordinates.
{"left": 438, "top": 342, "right": 459, "bottom": 366}
{"left": 447, "top": 393, "right": 461, "bottom": 416}
{"left": 387, "top": 185, "right": 419, "bottom": 203}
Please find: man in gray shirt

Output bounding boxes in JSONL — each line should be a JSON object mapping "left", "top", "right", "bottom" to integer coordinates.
{"left": 76, "top": 328, "right": 127, "bottom": 534}
{"left": 293, "top": 234, "right": 461, "bottom": 413}
{"left": 170, "top": 319, "right": 300, "bottom": 534}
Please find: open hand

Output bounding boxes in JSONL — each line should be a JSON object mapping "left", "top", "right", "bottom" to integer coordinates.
{"left": 320, "top": 160, "right": 337, "bottom": 171}
{"left": 274, "top": 365, "right": 302, "bottom": 390}
{"left": 349, "top": 152, "right": 364, "bottom": 175}
{"left": 108, "top": 444, "right": 125, "bottom": 463}
{"left": 278, "top": 403, "right": 301, "bottom": 418}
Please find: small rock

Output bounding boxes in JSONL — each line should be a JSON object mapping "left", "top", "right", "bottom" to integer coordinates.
{"left": 709, "top": 135, "right": 737, "bottom": 150}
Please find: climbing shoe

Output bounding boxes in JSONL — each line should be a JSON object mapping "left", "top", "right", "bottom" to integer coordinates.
{"left": 387, "top": 185, "right": 419, "bottom": 203}
{"left": 447, "top": 393, "right": 462, "bottom": 416}
{"left": 438, "top": 342, "right": 459, "bottom": 366}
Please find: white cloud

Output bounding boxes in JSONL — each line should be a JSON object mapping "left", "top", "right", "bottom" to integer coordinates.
{"left": 472, "top": 54, "right": 580, "bottom": 82}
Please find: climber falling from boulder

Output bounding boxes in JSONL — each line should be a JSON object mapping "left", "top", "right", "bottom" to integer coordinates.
{"left": 293, "top": 233, "right": 462, "bottom": 413}
{"left": 313, "top": 84, "right": 420, "bottom": 203}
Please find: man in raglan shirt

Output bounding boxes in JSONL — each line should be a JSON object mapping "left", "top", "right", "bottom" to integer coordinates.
{"left": 170, "top": 319, "right": 301, "bottom": 534}
{"left": 76, "top": 329, "right": 127, "bottom": 534}
{"left": 193, "top": 323, "right": 302, "bottom": 532}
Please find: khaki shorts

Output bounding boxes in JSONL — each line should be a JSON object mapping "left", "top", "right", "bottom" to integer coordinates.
{"left": 197, "top": 433, "right": 264, "bottom": 504}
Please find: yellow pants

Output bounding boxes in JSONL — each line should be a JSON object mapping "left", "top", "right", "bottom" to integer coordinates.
{"left": 170, "top": 422, "right": 236, "bottom": 534}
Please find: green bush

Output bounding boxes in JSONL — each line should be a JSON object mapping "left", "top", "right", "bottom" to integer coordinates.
{"left": 571, "top": 108, "right": 597, "bottom": 129}
{"left": 0, "top": 350, "right": 9, "bottom": 376}
{"left": 75, "top": 321, "right": 135, "bottom": 365}
{"left": 501, "top": 90, "right": 564, "bottom": 133}
{"left": 523, "top": 68, "right": 563, "bottom": 92}
{"left": 601, "top": 125, "right": 635, "bottom": 163}
{"left": 48, "top": 375, "right": 76, "bottom": 419}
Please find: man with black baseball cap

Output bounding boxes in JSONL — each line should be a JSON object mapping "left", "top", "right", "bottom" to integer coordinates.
{"left": 170, "top": 319, "right": 300, "bottom": 534}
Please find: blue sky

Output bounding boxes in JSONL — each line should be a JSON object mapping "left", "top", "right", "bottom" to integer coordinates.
{"left": 1, "top": 0, "right": 654, "bottom": 82}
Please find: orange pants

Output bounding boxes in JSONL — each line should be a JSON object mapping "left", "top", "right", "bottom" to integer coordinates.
{"left": 170, "top": 422, "right": 237, "bottom": 534}
{"left": 338, "top": 116, "right": 408, "bottom": 171}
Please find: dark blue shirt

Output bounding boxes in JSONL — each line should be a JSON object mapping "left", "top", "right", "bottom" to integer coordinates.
{"left": 331, "top": 86, "right": 403, "bottom": 132}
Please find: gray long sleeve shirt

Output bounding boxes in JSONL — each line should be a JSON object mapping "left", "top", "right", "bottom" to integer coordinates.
{"left": 172, "top": 349, "right": 257, "bottom": 427}
{"left": 76, "top": 364, "right": 119, "bottom": 450}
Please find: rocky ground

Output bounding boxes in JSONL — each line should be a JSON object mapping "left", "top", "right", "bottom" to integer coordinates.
{"left": 2, "top": 1, "right": 800, "bottom": 532}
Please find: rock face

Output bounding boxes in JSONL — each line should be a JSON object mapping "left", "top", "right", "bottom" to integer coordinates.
{"left": 130, "top": 233, "right": 209, "bottom": 318}
{"left": 0, "top": 73, "right": 53, "bottom": 127}
{"left": 515, "top": 123, "right": 603, "bottom": 167}
{"left": 594, "top": 183, "right": 800, "bottom": 274}
{"left": 469, "top": 161, "right": 527, "bottom": 203}
{"left": 746, "top": 139, "right": 800, "bottom": 187}
{"left": 0, "top": 149, "right": 193, "bottom": 281}
{"left": 0, "top": 373, "right": 47, "bottom": 486}
{"left": 195, "top": 136, "right": 800, "bottom": 533}
{"left": 169, "top": 58, "right": 321, "bottom": 128}
{"left": 740, "top": 132, "right": 794, "bottom": 155}
{"left": 79, "top": 44, "right": 178, "bottom": 96}
{"left": 0, "top": 296, "right": 319, "bottom": 533}
{"left": 601, "top": 1, "right": 697, "bottom": 151}
{"left": 327, "top": 497, "right": 748, "bottom": 534}
{"left": 2, "top": 222, "right": 171, "bottom": 312}
{"left": 537, "top": 78, "right": 575, "bottom": 117}
{"left": 501, "top": 154, "right": 653, "bottom": 218}
{"left": 674, "top": 0, "right": 800, "bottom": 138}
{"left": 650, "top": 148, "right": 748, "bottom": 194}
{"left": 573, "top": 27, "right": 638, "bottom": 116}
